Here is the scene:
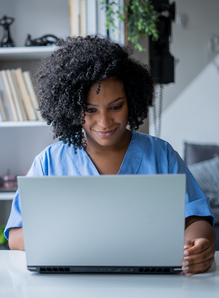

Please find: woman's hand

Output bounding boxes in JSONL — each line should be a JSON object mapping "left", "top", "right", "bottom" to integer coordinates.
{"left": 8, "top": 227, "right": 25, "bottom": 251}
{"left": 182, "top": 238, "right": 215, "bottom": 275}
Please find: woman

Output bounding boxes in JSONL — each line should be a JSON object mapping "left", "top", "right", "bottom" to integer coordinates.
{"left": 5, "top": 35, "right": 215, "bottom": 275}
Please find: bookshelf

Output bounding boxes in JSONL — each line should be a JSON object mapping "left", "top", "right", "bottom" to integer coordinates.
{"left": 0, "top": 193, "right": 15, "bottom": 200}
{"left": 0, "top": 120, "right": 56, "bottom": 226}
{"left": 0, "top": 0, "right": 71, "bottom": 227}
{"left": 0, "top": 121, "right": 47, "bottom": 127}
{"left": 0, "top": 44, "right": 56, "bottom": 206}
{"left": 0, "top": 46, "right": 57, "bottom": 60}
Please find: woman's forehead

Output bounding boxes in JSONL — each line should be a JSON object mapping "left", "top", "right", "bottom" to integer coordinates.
{"left": 89, "top": 78, "right": 124, "bottom": 94}
{"left": 88, "top": 78, "right": 126, "bottom": 104}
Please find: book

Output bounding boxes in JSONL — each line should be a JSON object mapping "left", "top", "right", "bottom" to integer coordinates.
{"left": 0, "top": 70, "right": 18, "bottom": 121}
{"left": 69, "top": 0, "right": 79, "bottom": 36}
{"left": 0, "top": 74, "right": 10, "bottom": 120}
{"left": 80, "top": 0, "right": 86, "bottom": 37}
{"left": 69, "top": 0, "right": 84, "bottom": 36}
{"left": 0, "top": 106, "right": 2, "bottom": 121}
{"left": 14, "top": 68, "right": 37, "bottom": 121}
{"left": 11, "top": 70, "right": 28, "bottom": 121}
{"left": 0, "top": 70, "right": 17, "bottom": 121}
{"left": 0, "top": 95, "right": 7, "bottom": 120}
{"left": 6, "top": 70, "right": 23, "bottom": 121}
{"left": 0, "top": 93, "right": 4, "bottom": 121}
{"left": 23, "top": 71, "right": 44, "bottom": 121}
{"left": 0, "top": 89, "right": 8, "bottom": 121}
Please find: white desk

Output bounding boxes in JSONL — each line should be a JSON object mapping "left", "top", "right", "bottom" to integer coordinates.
{"left": 0, "top": 251, "right": 219, "bottom": 298}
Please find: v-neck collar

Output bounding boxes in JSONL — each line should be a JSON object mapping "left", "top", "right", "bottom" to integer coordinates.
{"left": 72, "top": 131, "right": 146, "bottom": 176}
{"left": 118, "top": 131, "right": 145, "bottom": 175}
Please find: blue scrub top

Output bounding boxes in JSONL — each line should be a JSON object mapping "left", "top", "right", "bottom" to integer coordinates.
{"left": 4, "top": 131, "right": 214, "bottom": 240}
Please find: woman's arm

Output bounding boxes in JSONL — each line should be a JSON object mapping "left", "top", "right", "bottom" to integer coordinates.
{"left": 8, "top": 228, "right": 25, "bottom": 251}
{"left": 182, "top": 216, "right": 216, "bottom": 275}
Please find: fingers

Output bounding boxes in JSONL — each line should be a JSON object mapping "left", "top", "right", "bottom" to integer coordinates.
{"left": 184, "top": 245, "right": 215, "bottom": 266}
{"left": 182, "top": 256, "right": 214, "bottom": 275}
{"left": 182, "top": 238, "right": 215, "bottom": 275}
{"left": 184, "top": 238, "right": 210, "bottom": 256}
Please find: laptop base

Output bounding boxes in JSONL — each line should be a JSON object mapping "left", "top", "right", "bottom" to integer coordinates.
{"left": 28, "top": 266, "right": 182, "bottom": 274}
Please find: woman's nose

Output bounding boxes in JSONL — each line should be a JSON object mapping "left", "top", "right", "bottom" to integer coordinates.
{"left": 97, "top": 111, "right": 112, "bottom": 128}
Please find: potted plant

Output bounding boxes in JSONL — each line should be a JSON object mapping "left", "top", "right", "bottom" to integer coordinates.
{"left": 0, "top": 225, "right": 8, "bottom": 249}
{"left": 99, "top": 0, "right": 159, "bottom": 51}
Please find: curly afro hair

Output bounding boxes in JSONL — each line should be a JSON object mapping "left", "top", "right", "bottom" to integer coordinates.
{"left": 34, "top": 35, "right": 154, "bottom": 150}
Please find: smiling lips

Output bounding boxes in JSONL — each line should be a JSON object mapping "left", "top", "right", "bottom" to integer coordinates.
{"left": 95, "top": 128, "right": 117, "bottom": 138}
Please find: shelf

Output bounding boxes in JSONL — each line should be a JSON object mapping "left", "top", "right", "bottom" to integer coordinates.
{"left": 0, "top": 121, "right": 48, "bottom": 127}
{"left": 0, "top": 192, "right": 14, "bottom": 200}
{"left": 0, "top": 46, "right": 58, "bottom": 60}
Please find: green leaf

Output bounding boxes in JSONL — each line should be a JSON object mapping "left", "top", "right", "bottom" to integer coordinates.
{"left": 0, "top": 225, "right": 7, "bottom": 244}
{"left": 99, "top": 0, "right": 159, "bottom": 51}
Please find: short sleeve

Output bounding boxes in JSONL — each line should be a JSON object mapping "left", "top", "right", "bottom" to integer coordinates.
{"left": 4, "top": 156, "right": 44, "bottom": 240}
{"left": 168, "top": 149, "right": 214, "bottom": 226}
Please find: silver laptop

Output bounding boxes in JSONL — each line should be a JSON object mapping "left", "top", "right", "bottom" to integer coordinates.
{"left": 18, "top": 174, "right": 186, "bottom": 274}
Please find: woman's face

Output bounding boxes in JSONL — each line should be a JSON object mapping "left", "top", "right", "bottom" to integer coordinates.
{"left": 82, "top": 77, "right": 129, "bottom": 149}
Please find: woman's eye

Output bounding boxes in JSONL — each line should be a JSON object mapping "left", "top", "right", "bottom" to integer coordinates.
{"left": 86, "top": 108, "right": 96, "bottom": 113}
{"left": 111, "top": 105, "right": 122, "bottom": 111}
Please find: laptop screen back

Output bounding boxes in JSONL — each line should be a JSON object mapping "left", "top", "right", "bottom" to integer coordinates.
{"left": 18, "top": 175, "right": 185, "bottom": 269}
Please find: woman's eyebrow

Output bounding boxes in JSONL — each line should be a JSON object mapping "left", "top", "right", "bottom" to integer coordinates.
{"left": 87, "top": 97, "right": 124, "bottom": 107}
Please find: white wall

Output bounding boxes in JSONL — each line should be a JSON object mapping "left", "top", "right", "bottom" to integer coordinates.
{"left": 159, "top": 0, "right": 219, "bottom": 112}
{"left": 0, "top": 0, "right": 70, "bottom": 47}
{"left": 150, "top": 0, "right": 219, "bottom": 158}
{"left": 150, "top": 53, "right": 219, "bottom": 158}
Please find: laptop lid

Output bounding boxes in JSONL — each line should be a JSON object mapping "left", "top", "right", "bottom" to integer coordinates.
{"left": 18, "top": 174, "right": 186, "bottom": 274}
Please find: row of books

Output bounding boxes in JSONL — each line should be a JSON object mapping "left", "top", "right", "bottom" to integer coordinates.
{"left": 68, "top": 0, "right": 124, "bottom": 43}
{"left": 0, "top": 69, "right": 43, "bottom": 121}
{"left": 69, "top": 0, "right": 86, "bottom": 37}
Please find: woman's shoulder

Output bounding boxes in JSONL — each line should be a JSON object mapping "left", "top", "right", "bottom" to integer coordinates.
{"left": 35, "top": 141, "right": 67, "bottom": 159}
{"left": 131, "top": 131, "right": 178, "bottom": 165}
{"left": 132, "top": 131, "right": 173, "bottom": 151}
{"left": 35, "top": 141, "right": 85, "bottom": 166}
{"left": 131, "top": 131, "right": 180, "bottom": 174}
{"left": 38, "top": 141, "right": 82, "bottom": 157}
{"left": 33, "top": 141, "right": 85, "bottom": 176}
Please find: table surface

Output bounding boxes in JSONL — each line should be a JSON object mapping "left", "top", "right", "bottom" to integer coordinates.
{"left": 0, "top": 251, "right": 219, "bottom": 298}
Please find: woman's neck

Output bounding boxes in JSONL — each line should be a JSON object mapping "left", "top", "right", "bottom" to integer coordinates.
{"left": 85, "top": 129, "right": 132, "bottom": 156}
{"left": 84, "top": 129, "right": 132, "bottom": 175}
